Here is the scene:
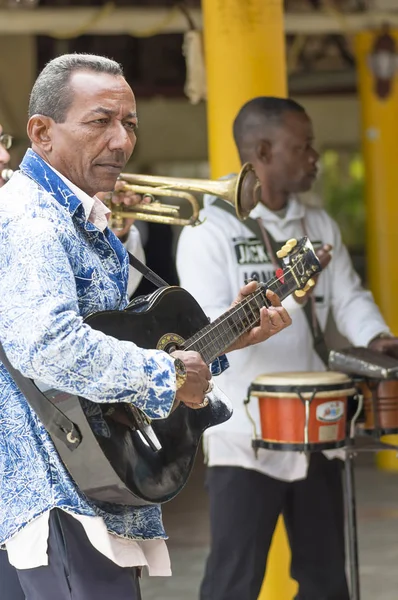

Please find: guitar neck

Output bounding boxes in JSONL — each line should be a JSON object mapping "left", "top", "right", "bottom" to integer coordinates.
{"left": 182, "top": 270, "right": 297, "bottom": 365}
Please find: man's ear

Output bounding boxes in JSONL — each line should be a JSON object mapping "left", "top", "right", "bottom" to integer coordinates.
{"left": 27, "top": 115, "right": 53, "bottom": 152}
{"left": 256, "top": 139, "right": 272, "bottom": 164}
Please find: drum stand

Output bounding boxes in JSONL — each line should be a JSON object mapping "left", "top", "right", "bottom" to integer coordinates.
{"left": 344, "top": 419, "right": 398, "bottom": 600}
{"left": 344, "top": 448, "right": 360, "bottom": 600}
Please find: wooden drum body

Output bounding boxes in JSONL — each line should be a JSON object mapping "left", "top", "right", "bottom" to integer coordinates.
{"left": 357, "top": 379, "right": 398, "bottom": 435}
{"left": 249, "top": 371, "right": 356, "bottom": 452}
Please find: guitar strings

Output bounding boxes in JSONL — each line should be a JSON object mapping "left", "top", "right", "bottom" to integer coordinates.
{"left": 182, "top": 256, "right": 308, "bottom": 358}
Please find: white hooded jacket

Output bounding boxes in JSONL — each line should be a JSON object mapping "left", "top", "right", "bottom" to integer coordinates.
{"left": 176, "top": 195, "right": 390, "bottom": 481}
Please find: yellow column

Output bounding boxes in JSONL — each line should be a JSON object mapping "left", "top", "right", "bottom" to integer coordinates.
{"left": 355, "top": 29, "right": 398, "bottom": 471}
{"left": 202, "top": 0, "right": 287, "bottom": 179}
{"left": 0, "top": 35, "right": 36, "bottom": 163}
{"left": 201, "top": 1, "right": 298, "bottom": 597}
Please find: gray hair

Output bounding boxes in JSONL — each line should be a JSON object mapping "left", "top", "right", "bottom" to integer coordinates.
{"left": 28, "top": 53, "right": 124, "bottom": 122}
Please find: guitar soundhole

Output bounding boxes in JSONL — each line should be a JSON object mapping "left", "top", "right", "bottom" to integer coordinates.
{"left": 156, "top": 332, "right": 185, "bottom": 353}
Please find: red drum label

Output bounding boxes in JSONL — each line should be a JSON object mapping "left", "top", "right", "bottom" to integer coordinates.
{"left": 316, "top": 401, "right": 345, "bottom": 422}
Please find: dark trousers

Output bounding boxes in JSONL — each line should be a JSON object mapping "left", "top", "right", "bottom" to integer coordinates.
{"left": 200, "top": 453, "right": 350, "bottom": 600}
{"left": 16, "top": 509, "right": 142, "bottom": 600}
{"left": 0, "top": 549, "right": 25, "bottom": 600}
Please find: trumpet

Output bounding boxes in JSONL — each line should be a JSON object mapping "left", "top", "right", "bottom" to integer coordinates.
{"left": 1, "top": 164, "right": 263, "bottom": 228}
{"left": 107, "top": 162, "right": 261, "bottom": 228}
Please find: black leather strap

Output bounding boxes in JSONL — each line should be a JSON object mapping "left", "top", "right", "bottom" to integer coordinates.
{"left": 212, "top": 198, "right": 329, "bottom": 366}
{"left": 0, "top": 342, "right": 81, "bottom": 450}
{"left": 127, "top": 251, "right": 169, "bottom": 289}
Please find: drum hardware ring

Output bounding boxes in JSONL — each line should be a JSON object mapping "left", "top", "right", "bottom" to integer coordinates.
{"left": 349, "top": 393, "right": 363, "bottom": 441}
{"left": 294, "top": 388, "right": 318, "bottom": 449}
{"left": 244, "top": 389, "right": 260, "bottom": 458}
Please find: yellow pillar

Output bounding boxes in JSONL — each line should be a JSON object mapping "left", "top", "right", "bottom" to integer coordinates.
{"left": 201, "top": 1, "right": 298, "bottom": 596}
{"left": 355, "top": 29, "right": 398, "bottom": 470}
{"left": 202, "top": 0, "right": 287, "bottom": 179}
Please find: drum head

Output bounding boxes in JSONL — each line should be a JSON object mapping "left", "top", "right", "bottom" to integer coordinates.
{"left": 250, "top": 371, "right": 356, "bottom": 398}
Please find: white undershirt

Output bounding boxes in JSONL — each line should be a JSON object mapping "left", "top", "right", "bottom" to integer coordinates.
{"left": 5, "top": 166, "right": 171, "bottom": 575}
{"left": 6, "top": 511, "right": 170, "bottom": 575}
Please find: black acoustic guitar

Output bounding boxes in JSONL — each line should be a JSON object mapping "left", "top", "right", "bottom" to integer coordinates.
{"left": 41, "top": 236, "right": 321, "bottom": 507}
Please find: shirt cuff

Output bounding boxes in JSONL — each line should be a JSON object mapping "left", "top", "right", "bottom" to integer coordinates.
{"left": 211, "top": 354, "right": 229, "bottom": 376}
{"left": 137, "top": 350, "right": 177, "bottom": 420}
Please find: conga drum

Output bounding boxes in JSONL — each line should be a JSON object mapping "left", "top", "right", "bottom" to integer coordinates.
{"left": 249, "top": 371, "right": 357, "bottom": 452}
{"left": 356, "top": 379, "right": 398, "bottom": 436}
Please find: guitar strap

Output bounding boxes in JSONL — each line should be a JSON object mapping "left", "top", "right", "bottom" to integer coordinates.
{"left": 127, "top": 251, "right": 169, "bottom": 289}
{"left": 0, "top": 252, "right": 169, "bottom": 453}
{"left": 0, "top": 342, "right": 82, "bottom": 450}
{"left": 212, "top": 198, "right": 329, "bottom": 367}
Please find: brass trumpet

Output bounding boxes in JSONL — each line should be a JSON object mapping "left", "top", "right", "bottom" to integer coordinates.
{"left": 107, "top": 162, "right": 261, "bottom": 228}
{"left": 1, "top": 164, "right": 262, "bottom": 228}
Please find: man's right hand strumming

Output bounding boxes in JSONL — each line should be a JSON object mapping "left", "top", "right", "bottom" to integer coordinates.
{"left": 171, "top": 350, "right": 212, "bottom": 410}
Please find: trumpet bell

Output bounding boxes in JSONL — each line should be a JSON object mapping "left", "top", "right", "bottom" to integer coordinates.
{"left": 232, "top": 162, "right": 262, "bottom": 220}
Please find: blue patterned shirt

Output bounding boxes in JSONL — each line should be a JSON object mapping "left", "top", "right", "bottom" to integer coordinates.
{"left": 0, "top": 149, "right": 228, "bottom": 546}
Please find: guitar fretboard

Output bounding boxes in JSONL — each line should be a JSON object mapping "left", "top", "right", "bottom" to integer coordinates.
{"left": 182, "top": 268, "right": 297, "bottom": 365}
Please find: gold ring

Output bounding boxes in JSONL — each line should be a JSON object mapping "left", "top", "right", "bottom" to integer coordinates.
{"left": 205, "top": 380, "right": 214, "bottom": 394}
{"left": 197, "top": 397, "right": 209, "bottom": 409}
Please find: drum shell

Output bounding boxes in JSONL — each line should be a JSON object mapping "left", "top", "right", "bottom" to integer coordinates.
{"left": 250, "top": 372, "right": 355, "bottom": 451}
{"left": 358, "top": 379, "right": 398, "bottom": 434}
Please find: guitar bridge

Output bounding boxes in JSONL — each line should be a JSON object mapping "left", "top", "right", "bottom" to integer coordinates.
{"left": 127, "top": 405, "right": 162, "bottom": 452}
{"left": 105, "top": 404, "right": 162, "bottom": 453}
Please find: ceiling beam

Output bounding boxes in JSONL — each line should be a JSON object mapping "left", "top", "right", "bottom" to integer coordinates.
{"left": 1, "top": 7, "right": 398, "bottom": 36}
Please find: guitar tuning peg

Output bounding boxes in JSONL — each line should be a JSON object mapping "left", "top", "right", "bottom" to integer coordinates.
{"left": 285, "top": 238, "right": 298, "bottom": 251}
{"left": 296, "top": 278, "right": 315, "bottom": 296}
{"left": 276, "top": 248, "right": 288, "bottom": 259}
{"left": 302, "top": 280, "right": 315, "bottom": 293}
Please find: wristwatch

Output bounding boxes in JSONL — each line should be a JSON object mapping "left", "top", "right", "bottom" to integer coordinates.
{"left": 174, "top": 358, "right": 187, "bottom": 390}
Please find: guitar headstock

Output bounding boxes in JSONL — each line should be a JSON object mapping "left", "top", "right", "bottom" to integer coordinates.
{"left": 276, "top": 237, "right": 322, "bottom": 295}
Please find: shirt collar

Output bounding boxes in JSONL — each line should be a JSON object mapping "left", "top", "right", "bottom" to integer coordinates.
{"left": 249, "top": 195, "right": 306, "bottom": 223}
{"left": 47, "top": 164, "right": 111, "bottom": 232}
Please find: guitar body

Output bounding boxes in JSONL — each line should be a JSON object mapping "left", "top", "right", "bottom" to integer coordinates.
{"left": 39, "top": 236, "right": 320, "bottom": 507}
{"left": 50, "top": 286, "right": 232, "bottom": 507}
